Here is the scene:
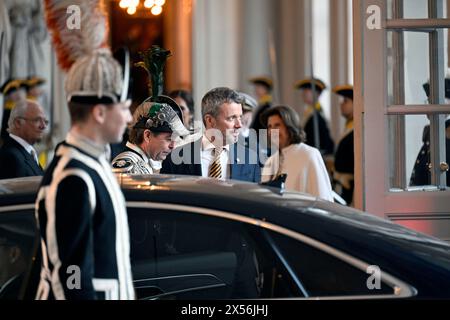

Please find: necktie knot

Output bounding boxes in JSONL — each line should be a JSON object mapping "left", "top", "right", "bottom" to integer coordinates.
{"left": 213, "top": 147, "right": 223, "bottom": 158}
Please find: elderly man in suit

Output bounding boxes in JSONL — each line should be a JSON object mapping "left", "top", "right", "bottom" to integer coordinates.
{"left": 0, "top": 99, "right": 46, "bottom": 179}
{"left": 161, "top": 87, "right": 261, "bottom": 182}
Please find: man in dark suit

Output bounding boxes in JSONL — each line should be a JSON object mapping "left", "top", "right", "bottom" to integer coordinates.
{"left": 410, "top": 78, "right": 450, "bottom": 187}
{"left": 161, "top": 87, "right": 261, "bottom": 183}
{"left": 294, "top": 78, "right": 335, "bottom": 157}
{"left": 1, "top": 78, "right": 27, "bottom": 143}
{"left": 249, "top": 76, "right": 273, "bottom": 132}
{"left": 0, "top": 99, "right": 46, "bottom": 179}
{"left": 161, "top": 88, "right": 261, "bottom": 299}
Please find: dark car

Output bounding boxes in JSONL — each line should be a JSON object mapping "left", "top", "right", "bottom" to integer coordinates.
{"left": 1, "top": 175, "right": 450, "bottom": 300}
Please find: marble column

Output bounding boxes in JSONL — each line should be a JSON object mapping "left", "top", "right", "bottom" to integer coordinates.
{"left": 330, "top": 0, "right": 351, "bottom": 140}
{"left": 192, "top": 0, "right": 242, "bottom": 124}
{"left": 164, "top": 0, "right": 193, "bottom": 92}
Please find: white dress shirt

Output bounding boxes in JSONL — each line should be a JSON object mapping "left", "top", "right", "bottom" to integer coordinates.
{"left": 262, "top": 143, "right": 334, "bottom": 201}
{"left": 201, "top": 135, "right": 230, "bottom": 179}
{"left": 9, "top": 133, "right": 39, "bottom": 164}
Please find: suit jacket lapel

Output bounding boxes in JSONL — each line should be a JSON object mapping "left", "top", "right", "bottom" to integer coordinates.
{"left": 24, "top": 157, "right": 42, "bottom": 174}
{"left": 23, "top": 150, "right": 43, "bottom": 175}
{"left": 230, "top": 143, "right": 241, "bottom": 179}
{"left": 191, "top": 139, "right": 202, "bottom": 176}
{"left": 9, "top": 138, "right": 43, "bottom": 175}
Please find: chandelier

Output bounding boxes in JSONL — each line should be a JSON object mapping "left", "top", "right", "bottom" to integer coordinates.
{"left": 119, "top": 0, "right": 167, "bottom": 16}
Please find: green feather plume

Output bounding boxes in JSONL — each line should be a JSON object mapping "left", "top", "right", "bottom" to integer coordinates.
{"left": 135, "top": 45, "right": 172, "bottom": 100}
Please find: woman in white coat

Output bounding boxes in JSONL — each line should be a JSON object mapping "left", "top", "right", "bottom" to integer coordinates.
{"left": 261, "top": 105, "right": 334, "bottom": 201}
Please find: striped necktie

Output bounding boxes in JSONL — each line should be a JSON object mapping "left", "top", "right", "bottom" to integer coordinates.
{"left": 208, "top": 148, "right": 223, "bottom": 179}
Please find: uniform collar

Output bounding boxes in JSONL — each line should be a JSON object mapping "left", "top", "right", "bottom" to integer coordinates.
{"left": 5, "top": 100, "right": 15, "bottom": 110}
{"left": 303, "top": 103, "right": 323, "bottom": 125}
{"left": 258, "top": 94, "right": 272, "bottom": 105}
{"left": 125, "top": 141, "right": 162, "bottom": 171}
{"left": 66, "top": 130, "right": 108, "bottom": 159}
{"left": 126, "top": 141, "right": 149, "bottom": 163}
{"left": 345, "top": 119, "right": 354, "bottom": 131}
{"left": 307, "top": 102, "right": 322, "bottom": 112}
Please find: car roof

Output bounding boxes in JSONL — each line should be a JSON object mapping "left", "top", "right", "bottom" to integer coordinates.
{"left": 1, "top": 174, "right": 449, "bottom": 249}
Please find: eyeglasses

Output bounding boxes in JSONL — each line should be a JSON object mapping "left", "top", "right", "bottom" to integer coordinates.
{"left": 18, "top": 117, "right": 49, "bottom": 126}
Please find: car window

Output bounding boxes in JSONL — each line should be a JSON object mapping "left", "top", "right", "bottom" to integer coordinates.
{"left": 267, "top": 230, "right": 395, "bottom": 298}
{"left": 0, "top": 211, "right": 38, "bottom": 300}
{"left": 128, "top": 207, "right": 303, "bottom": 300}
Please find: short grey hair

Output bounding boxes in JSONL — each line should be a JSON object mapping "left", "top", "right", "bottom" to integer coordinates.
{"left": 201, "top": 87, "right": 243, "bottom": 124}
{"left": 7, "top": 100, "right": 29, "bottom": 133}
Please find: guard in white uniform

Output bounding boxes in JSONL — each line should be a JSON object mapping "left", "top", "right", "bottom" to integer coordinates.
{"left": 332, "top": 85, "right": 355, "bottom": 206}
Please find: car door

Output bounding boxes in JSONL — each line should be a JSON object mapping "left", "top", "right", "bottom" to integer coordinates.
{"left": 126, "top": 204, "right": 302, "bottom": 300}
{"left": 264, "top": 229, "right": 405, "bottom": 299}
{"left": 0, "top": 208, "right": 39, "bottom": 300}
{"left": 127, "top": 201, "right": 417, "bottom": 300}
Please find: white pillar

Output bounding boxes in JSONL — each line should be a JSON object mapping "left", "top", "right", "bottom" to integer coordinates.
{"left": 277, "top": 0, "right": 309, "bottom": 113}
{"left": 330, "top": 0, "right": 351, "bottom": 140}
{"left": 164, "top": 0, "right": 193, "bottom": 91}
{"left": 31, "top": 40, "right": 69, "bottom": 165}
{"left": 50, "top": 53, "right": 70, "bottom": 142}
{"left": 192, "top": 0, "right": 242, "bottom": 123}
{"left": 192, "top": 0, "right": 282, "bottom": 119}
{"left": 192, "top": 0, "right": 316, "bottom": 121}
{"left": 238, "top": 0, "right": 276, "bottom": 96}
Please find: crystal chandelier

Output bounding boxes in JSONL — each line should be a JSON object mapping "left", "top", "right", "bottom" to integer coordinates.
{"left": 119, "top": 0, "right": 166, "bottom": 16}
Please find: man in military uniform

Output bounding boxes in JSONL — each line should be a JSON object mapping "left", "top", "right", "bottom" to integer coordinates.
{"left": 23, "top": 76, "right": 46, "bottom": 101}
{"left": 410, "top": 78, "right": 450, "bottom": 186}
{"left": 238, "top": 92, "right": 258, "bottom": 150}
{"left": 249, "top": 76, "right": 273, "bottom": 132}
{"left": 332, "top": 85, "right": 354, "bottom": 205}
{"left": 111, "top": 97, "right": 189, "bottom": 174}
{"left": 0, "top": 78, "right": 27, "bottom": 143}
{"left": 294, "top": 78, "right": 334, "bottom": 158}
{"left": 248, "top": 77, "right": 273, "bottom": 163}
